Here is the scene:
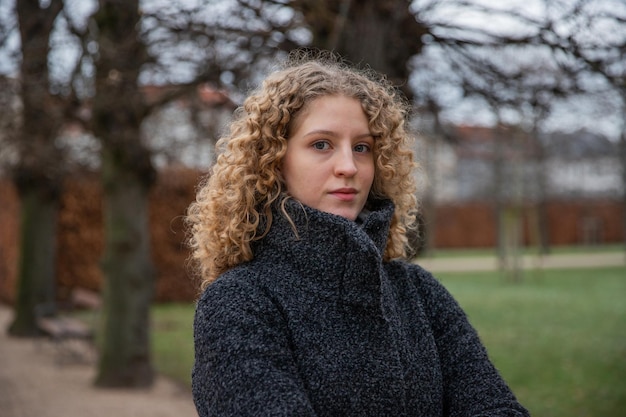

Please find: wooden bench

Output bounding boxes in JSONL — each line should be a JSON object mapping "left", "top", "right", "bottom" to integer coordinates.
{"left": 36, "top": 287, "right": 102, "bottom": 364}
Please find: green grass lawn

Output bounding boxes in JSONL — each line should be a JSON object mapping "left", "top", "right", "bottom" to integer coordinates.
{"left": 439, "top": 266, "right": 626, "bottom": 417}
{"left": 152, "top": 265, "right": 626, "bottom": 417}
{"left": 151, "top": 303, "right": 195, "bottom": 385}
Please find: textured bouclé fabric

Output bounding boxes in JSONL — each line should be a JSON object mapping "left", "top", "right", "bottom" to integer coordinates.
{"left": 192, "top": 199, "right": 529, "bottom": 417}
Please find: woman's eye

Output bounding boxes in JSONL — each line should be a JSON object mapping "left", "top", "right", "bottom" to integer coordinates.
{"left": 313, "top": 141, "right": 330, "bottom": 150}
{"left": 354, "top": 144, "right": 371, "bottom": 153}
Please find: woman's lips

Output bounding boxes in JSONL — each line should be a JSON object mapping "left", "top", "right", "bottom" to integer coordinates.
{"left": 330, "top": 188, "right": 357, "bottom": 201}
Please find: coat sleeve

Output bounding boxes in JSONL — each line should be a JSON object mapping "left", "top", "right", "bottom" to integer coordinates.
{"left": 412, "top": 266, "right": 530, "bottom": 417}
{"left": 192, "top": 272, "right": 318, "bottom": 417}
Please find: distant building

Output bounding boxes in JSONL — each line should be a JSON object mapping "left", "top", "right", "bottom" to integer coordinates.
{"left": 543, "top": 130, "right": 622, "bottom": 198}
{"left": 416, "top": 124, "right": 622, "bottom": 203}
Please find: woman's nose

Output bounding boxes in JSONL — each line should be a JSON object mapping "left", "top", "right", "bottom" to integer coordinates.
{"left": 334, "top": 147, "right": 358, "bottom": 177}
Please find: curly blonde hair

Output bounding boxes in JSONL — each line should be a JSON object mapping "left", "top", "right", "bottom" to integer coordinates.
{"left": 187, "top": 52, "right": 418, "bottom": 288}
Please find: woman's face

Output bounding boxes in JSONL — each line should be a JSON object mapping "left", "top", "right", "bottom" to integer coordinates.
{"left": 282, "top": 95, "right": 375, "bottom": 221}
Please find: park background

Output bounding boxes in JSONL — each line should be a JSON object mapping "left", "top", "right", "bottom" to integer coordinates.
{"left": 0, "top": 0, "right": 624, "bottom": 416}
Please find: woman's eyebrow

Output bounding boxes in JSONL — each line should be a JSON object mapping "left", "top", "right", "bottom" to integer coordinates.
{"left": 303, "top": 130, "right": 373, "bottom": 139}
{"left": 303, "top": 129, "right": 337, "bottom": 138}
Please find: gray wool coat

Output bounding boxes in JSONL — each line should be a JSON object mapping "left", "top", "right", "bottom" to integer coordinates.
{"left": 192, "top": 199, "right": 529, "bottom": 417}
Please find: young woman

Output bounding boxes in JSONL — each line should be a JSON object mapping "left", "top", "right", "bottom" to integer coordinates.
{"left": 187, "top": 52, "right": 529, "bottom": 417}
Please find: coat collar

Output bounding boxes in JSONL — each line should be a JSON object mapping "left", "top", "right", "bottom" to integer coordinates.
{"left": 263, "top": 198, "right": 394, "bottom": 253}
{"left": 251, "top": 198, "right": 395, "bottom": 306}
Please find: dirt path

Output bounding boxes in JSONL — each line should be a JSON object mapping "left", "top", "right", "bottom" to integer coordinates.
{"left": 0, "top": 305, "right": 198, "bottom": 417}
{"left": 417, "top": 251, "right": 626, "bottom": 273}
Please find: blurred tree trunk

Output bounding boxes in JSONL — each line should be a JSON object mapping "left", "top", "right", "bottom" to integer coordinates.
{"left": 620, "top": 114, "right": 626, "bottom": 253}
{"left": 8, "top": 0, "right": 64, "bottom": 337}
{"left": 296, "top": 0, "right": 426, "bottom": 97}
{"left": 418, "top": 99, "right": 447, "bottom": 256}
{"left": 92, "top": 0, "right": 156, "bottom": 388}
{"left": 492, "top": 125, "right": 504, "bottom": 267}
{"left": 619, "top": 90, "right": 626, "bottom": 253}
{"left": 493, "top": 125, "right": 523, "bottom": 281}
{"left": 504, "top": 127, "right": 525, "bottom": 282}
{"left": 530, "top": 127, "right": 550, "bottom": 255}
